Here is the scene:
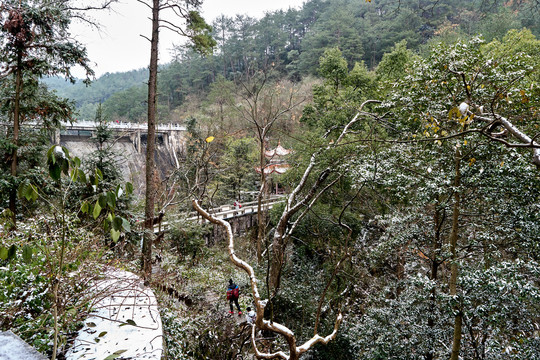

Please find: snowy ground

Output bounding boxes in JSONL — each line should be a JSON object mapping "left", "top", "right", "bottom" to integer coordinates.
{"left": 65, "top": 269, "right": 162, "bottom": 360}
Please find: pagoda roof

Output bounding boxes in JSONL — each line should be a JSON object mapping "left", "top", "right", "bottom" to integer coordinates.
{"left": 265, "top": 143, "right": 292, "bottom": 158}
{"left": 255, "top": 164, "right": 290, "bottom": 175}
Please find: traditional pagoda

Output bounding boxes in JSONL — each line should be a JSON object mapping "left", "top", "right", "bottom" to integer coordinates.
{"left": 255, "top": 141, "right": 292, "bottom": 194}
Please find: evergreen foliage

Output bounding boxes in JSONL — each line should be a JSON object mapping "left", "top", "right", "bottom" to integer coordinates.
{"left": 44, "top": 0, "right": 540, "bottom": 123}
{"left": 1, "top": 1, "right": 539, "bottom": 359}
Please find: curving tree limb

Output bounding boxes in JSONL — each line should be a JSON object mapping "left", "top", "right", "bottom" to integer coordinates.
{"left": 475, "top": 114, "right": 540, "bottom": 167}
{"left": 192, "top": 199, "right": 343, "bottom": 360}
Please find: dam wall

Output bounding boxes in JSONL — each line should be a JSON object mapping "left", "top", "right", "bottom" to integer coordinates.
{"left": 58, "top": 125, "right": 185, "bottom": 196}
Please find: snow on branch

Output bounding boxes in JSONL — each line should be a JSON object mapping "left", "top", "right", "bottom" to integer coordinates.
{"left": 476, "top": 114, "right": 540, "bottom": 167}
{"left": 297, "top": 313, "right": 343, "bottom": 355}
{"left": 192, "top": 199, "right": 343, "bottom": 360}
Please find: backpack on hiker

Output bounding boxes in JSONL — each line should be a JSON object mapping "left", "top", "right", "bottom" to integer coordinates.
{"left": 227, "top": 284, "right": 239, "bottom": 300}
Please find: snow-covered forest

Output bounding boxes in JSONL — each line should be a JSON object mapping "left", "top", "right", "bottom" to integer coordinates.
{"left": 1, "top": 0, "right": 539, "bottom": 359}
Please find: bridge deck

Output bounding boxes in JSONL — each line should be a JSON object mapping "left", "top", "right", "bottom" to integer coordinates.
{"left": 62, "top": 121, "right": 186, "bottom": 132}
{"left": 1, "top": 121, "right": 186, "bottom": 132}
{"left": 155, "top": 196, "right": 285, "bottom": 233}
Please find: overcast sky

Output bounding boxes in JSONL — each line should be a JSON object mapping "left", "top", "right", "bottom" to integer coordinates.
{"left": 70, "top": 0, "right": 306, "bottom": 78}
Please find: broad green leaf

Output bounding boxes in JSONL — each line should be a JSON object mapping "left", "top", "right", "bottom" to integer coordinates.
{"left": 125, "top": 182, "right": 133, "bottom": 195}
{"left": 70, "top": 168, "right": 78, "bottom": 182}
{"left": 103, "top": 350, "right": 127, "bottom": 360}
{"left": 81, "top": 201, "right": 89, "bottom": 214}
{"left": 96, "top": 168, "right": 103, "bottom": 181}
{"left": 122, "top": 218, "right": 131, "bottom": 232}
{"left": 18, "top": 182, "right": 37, "bottom": 201}
{"left": 61, "top": 158, "right": 69, "bottom": 176}
{"left": 111, "top": 229, "right": 120, "bottom": 243}
{"left": 49, "top": 163, "right": 61, "bottom": 181}
{"left": 98, "top": 194, "right": 107, "bottom": 208}
{"left": 17, "top": 182, "right": 27, "bottom": 199}
{"left": 72, "top": 156, "right": 81, "bottom": 168}
{"left": 22, "top": 245, "right": 32, "bottom": 264}
{"left": 92, "top": 170, "right": 100, "bottom": 186}
{"left": 86, "top": 322, "right": 97, "bottom": 327}
{"left": 8, "top": 244, "right": 16, "bottom": 260}
{"left": 22, "top": 184, "right": 32, "bottom": 201}
{"left": 0, "top": 247, "right": 8, "bottom": 260}
{"left": 78, "top": 169, "right": 87, "bottom": 183}
{"left": 30, "top": 184, "right": 38, "bottom": 201}
{"left": 107, "top": 213, "right": 113, "bottom": 222}
{"left": 106, "top": 192, "right": 116, "bottom": 210}
{"left": 112, "top": 216, "right": 123, "bottom": 231}
{"left": 46, "top": 145, "right": 55, "bottom": 164}
{"left": 98, "top": 331, "right": 108, "bottom": 337}
{"left": 62, "top": 146, "right": 71, "bottom": 158}
{"left": 93, "top": 201, "right": 102, "bottom": 219}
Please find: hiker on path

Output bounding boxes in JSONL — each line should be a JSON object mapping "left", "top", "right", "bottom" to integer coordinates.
{"left": 227, "top": 279, "right": 242, "bottom": 315}
{"left": 246, "top": 306, "right": 256, "bottom": 324}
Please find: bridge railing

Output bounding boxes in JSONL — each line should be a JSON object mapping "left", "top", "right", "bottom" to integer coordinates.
{"left": 0, "top": 120, "right": 186, "bottom": 132}
{"left": 61, "top": 121, "right": 186, "bottom": 132}
{"left": 154, "top": 195, "right": 285, "bottom": 233}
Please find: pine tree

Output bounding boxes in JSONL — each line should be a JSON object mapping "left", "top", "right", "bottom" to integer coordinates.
{"left": 0, "top": 0, "right": 94, "bottom": 227}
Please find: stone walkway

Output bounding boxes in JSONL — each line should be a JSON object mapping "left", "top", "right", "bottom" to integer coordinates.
{"left": 65, "top": 269, "right": 162, "bottom": 360}
{"left": 0, "top": 330, "right": 47, "bottom": 360}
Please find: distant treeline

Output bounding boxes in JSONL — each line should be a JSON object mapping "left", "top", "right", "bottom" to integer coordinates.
{"left": 44, "top": 0, "right": 539, "bottom": 122}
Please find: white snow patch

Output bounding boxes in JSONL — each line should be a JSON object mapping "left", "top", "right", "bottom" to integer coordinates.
{"left": 0, "top": 330, "right": 47, "bottom": 360}
{"left": 54, "top": 146, "right": 65, "bottom": 158}
{"left": 65, "top": 269, "right": 162, "bottom": 360}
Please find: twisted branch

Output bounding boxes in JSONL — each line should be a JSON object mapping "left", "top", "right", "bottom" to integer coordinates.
{"left": 192, "top": 199, "right": 343, "bottom": 360}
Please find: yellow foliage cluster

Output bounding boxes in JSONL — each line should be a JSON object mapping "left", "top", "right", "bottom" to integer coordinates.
{"left": 448, "top": 107, "right": 475, "bottom": 127}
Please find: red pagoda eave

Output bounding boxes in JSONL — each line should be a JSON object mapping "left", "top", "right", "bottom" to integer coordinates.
{"left": 255, "top": 164, "right": 290, "bottom": 175}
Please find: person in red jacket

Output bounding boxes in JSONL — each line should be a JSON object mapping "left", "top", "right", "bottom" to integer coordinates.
{"left": 227, "top": 279, "right": 242, "bottom": 315}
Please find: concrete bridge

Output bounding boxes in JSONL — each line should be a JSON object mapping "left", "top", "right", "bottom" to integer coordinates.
{"left": 156, "top": 196, "right": 285, "bottom": 245}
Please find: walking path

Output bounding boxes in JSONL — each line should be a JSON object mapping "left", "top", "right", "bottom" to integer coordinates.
{"left": 65, "top": 269, "right": 162, "bottom": 360}
{"left": 0, "top": 331, "right": 47, "bottom": 360}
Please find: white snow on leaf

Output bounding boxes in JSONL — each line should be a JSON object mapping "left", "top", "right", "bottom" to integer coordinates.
{"left": 53, "top": 146, "right": 65, "bottom": 159}
{"left": 458, "top": 102, "right": 469, "bottom": 116}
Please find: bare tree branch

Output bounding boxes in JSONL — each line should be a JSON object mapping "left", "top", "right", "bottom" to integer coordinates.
{"left": 158, "top": 19, "right": 189, "bottom": 36}
{"left": 476, "top": 114, "right": 540, "bottom": 166}
{"left": 192, "top": 199, "right": 343, "bottom": 360}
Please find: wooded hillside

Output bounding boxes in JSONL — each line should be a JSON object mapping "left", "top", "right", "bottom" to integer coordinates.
{"left": 1, "top": 0, "right": 539, "bottom": 359}
{"left": 46, "top": 0, "right": 540, "bottom": 123}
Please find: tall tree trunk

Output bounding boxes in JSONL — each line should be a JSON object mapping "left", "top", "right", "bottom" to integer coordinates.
{"left": 270, "top": 218, "right": 287, "bottom": 293}
{"left": 9, "top": 52, "right": 22, "bottom": 228}
{"left": 427, "top": 203, "right": 443, "bottom": 360}
{"left": 449, "top": 148, "right": 462, "bottom": 360}
{"left": 256, "top": 138, "right": 266, "bottom": 263}
{"left": 221, "top": 21, "right": 226, "bottom": 77}
{"left": 142, "top": 0, "right": 160, "bottom": 280}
